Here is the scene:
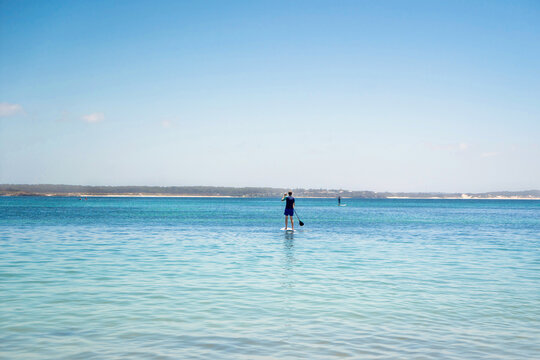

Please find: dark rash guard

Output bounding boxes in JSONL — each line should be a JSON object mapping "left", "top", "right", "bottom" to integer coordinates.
{"left": 285, "top": 196, "right": 295, "bottom": 209}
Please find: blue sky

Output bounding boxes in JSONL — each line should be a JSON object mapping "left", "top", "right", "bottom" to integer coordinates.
{"left": 1, "top": 0, "right": 539, "bottom": 192}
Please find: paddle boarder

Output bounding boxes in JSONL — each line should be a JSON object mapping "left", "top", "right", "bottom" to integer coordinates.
{"left": 281, "top": 191, "right": 295, "bottom": 230}
{"left": 338, "top": 196, "right": 341, "bottom": 206}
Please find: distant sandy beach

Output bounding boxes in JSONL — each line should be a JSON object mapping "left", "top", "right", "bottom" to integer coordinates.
{"left": 80, "top": 194, "right": 236, "bottom": 198}
{"left": 61, "top": 194, "right": 540, "bottom": 200}
{"left": 386, "top": 196, "right": 540, "bottom": 200}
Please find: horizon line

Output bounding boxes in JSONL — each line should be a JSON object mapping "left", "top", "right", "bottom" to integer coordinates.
{"left": 1, "top": 183, "right": 538, "bottom": 195}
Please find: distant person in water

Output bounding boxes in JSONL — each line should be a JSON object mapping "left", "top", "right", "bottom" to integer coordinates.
{"left": 281, "top": 191, "right": 295, "bottom": 230}
{"left": 338, "top": 196, "right": 341, "bottom": 206}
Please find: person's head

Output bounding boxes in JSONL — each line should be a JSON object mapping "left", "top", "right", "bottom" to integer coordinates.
{"left": 288, "top": 191, "right": 292, "bottom": 196}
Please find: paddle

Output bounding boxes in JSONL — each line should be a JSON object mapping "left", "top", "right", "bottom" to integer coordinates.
{"left": 294, "top": 209, "right": 305, "bottom": 226}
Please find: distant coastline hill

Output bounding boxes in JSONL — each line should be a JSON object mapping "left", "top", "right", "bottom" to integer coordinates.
{"left": 1, "top": 184, "right": 539, "bottom": 199}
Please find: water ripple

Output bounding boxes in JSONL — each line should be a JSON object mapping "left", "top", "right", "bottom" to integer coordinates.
{"left": 1, "top": 197, "right": 539, "bottom": 359}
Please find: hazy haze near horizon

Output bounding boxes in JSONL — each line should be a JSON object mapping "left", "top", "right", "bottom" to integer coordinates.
{"left": 1, "top": 0, "right": 539, "bottom": 192}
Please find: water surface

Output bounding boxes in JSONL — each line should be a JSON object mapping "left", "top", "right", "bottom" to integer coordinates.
{"left": 1, "top": 197, "right": 539, "bottom": 359}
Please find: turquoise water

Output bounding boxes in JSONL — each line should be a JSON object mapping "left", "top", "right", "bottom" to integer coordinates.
{"left": 1, "top": 197, "right": 539, "bottom": 359}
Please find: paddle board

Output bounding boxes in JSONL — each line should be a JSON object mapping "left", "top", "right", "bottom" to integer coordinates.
{"left": 339, "top": 204, "right": 347, "bottom": 207}
{"left": 280, "top": 227, "right": 295, "bottom": 231}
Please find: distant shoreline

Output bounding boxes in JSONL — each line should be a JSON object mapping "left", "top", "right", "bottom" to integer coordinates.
{"left": 385, "top": 196, "right": 540, "bottom": 200}
{"left": 1, "top": 184, "right": 539, "bottom": 200}
{"left": 1, "top": 193, "right": 539, "bottom": 200}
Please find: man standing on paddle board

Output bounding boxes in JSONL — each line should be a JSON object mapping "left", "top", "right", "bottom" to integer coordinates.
{"left": 281, "top": 191, "right": 295, "bottom": 230}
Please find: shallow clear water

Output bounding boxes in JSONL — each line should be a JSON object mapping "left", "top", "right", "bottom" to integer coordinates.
{"left": 1, "top": 197, "right": 539, "bottom": 359}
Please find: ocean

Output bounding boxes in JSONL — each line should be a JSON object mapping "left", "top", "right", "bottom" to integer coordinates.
{"left": 1, "top": 197, "right": 539, "bottom": 359}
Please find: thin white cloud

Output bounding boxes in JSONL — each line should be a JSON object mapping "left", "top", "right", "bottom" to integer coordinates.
{"left": 0, "top": 102, "right": 24, "bottom": 117}
{"left": 161, "top": 120, "right": 172, "bottom": 128}
{"left": 82, "top": 112, "right": 105, "bottom": 123}
{"left": 480, "top": 151, "right": 498, "bottom": 158}
{"left": 424, "top": 142, "right": 469, "bottom": 152}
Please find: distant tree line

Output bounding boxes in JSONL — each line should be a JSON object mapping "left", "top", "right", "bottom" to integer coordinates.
{"left": 0, "top": 184, "right": 539, "bottom": 198}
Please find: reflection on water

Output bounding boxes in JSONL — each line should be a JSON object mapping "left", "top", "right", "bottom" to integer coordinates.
{"left": 283, "top": 232, "right": 295, "bottom": 268}
{"left": 280, "top": 232, "right": 297, "bottom": 344}
{"left": 281, "top": 232, "right": 296, "bottom": 288}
